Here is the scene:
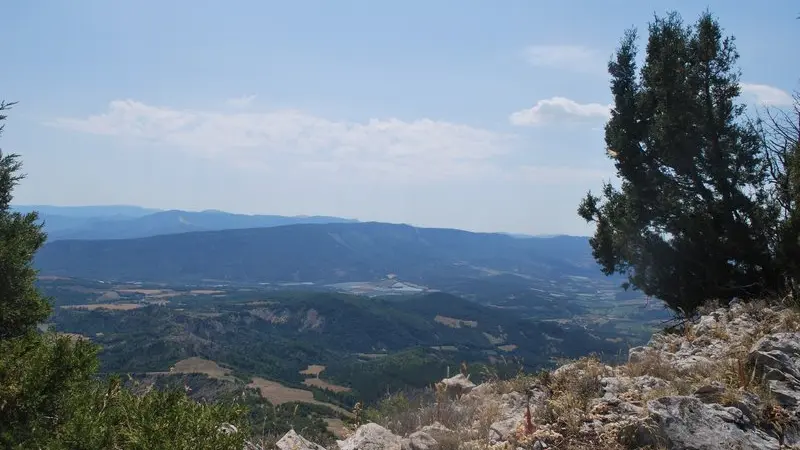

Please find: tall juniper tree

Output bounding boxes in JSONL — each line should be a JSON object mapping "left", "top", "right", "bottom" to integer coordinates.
{"left": 0, "top": 100, "right": 51, "bottom": 338}
{"left": 578, "top": 12, "right": 781, "bottom": 315}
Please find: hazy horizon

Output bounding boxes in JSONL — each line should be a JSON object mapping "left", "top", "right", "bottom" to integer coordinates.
{"left": 5, "top": 1, "right": 799, "bottom": 235}
{"left": 14, "top": 202, "right": 590, "bottom": 236}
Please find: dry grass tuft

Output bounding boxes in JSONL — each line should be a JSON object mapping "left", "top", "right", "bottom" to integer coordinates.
{"left": 624, "top": 350, "right": 680, "bottom": 381}
{"left": 364, "top": 388, "right": 488, "bottom": 442}
{"left": 532, "top": 355, "right": 607, "bottom": 438}
{"left": 708, "top": 324, "right": 730, "bottom": 341}
{"left": 495, "top": 371, "right": 542, "bottom": 395}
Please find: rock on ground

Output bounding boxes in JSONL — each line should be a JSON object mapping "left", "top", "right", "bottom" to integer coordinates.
{"left": 401, "top": 431, "right": 438, "bottom": 450}
{"left": 337, "top": 423, "right": 404, "bottom": 450}
{"left": 647, "top": 396, "right": 780, "bottom": 450}
{"left": 750, "top": 332, "right": 800, "bottom": 411}
{"left": 440, "top": 373, "right": 476, "bottom": 398}
{"left": 276, "top": 429, "right": 326, "bottom": 450}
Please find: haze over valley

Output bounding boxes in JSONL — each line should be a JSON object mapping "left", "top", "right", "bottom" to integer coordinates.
{"left": 19, "top": 203, "right": 667, "bottom": 439}
{"left": 4, "top": 1, "right": 799, "bottom": 448}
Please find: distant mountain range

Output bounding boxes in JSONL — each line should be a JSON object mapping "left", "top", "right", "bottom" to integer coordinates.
{"left": 12, "top": 205, "right": 358, "bottom": 241}
{"left": 34, "top": 221, "right": 600, "bottom": 285}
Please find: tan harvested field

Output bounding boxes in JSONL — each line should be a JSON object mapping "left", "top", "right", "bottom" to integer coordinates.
{"left": 61, "top": 303, "right": 143, "bottom": 311}
{"left": 434, "top": 315, "right": 478, "bottom": 328}
{"left": 38, "top": 275, "right": 71, "bottom": 281}
{"left": 170, "top": 357, "right": 233, "bottom": 380}
{"left": 497, "top": 344, "right": 518, "bottom": 352}
{"left": 116, "top": 289, "right": 166, "bottom": 295}
{"left": 64, "top": 285, "right": 105, "bottom": 294}
{"left": 299, "top": 364, "right": 326, "bottom": 376}
{"left": 303, "top": 378, "right": 351, "bottom": 393}
{"left": 149, "top": 292, "right": 182, "bottom": 299}
{"left": 248, "top": 377, "right": 351, "bottom": 416}
{"left": 248, "top": 377, "right": 316, "bottom": 404}
{"left": 189, "top": 289, "right": 225, "bottom": 295}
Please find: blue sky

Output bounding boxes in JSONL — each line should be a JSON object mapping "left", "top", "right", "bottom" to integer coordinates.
{"left": 2, "top": 1, "right": 798, "bottom": 235}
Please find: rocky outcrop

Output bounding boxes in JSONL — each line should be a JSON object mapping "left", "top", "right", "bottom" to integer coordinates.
{"left": 276, "top": 429, "right": 326, "bottom": 450}
{"left": 647, "top": 396, "right": 779, "bottom": 449}
{"left": 337, "top": 423, "right": 404, "bottom": 450}
{"left": 277, "top": 301, "right": 800, "bottom": 450}
{"left": 439, "top": 374, "right": 475, "bottom": 399}
{"left": 750, "top": 332, "right": 800, "bottom": 411}
{"left": 400, "top": 431, "right": 438, "bottom": 450}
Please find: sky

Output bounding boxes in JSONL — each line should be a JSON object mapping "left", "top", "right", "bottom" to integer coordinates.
{"left": 2, "top": 1, "right": 798, "bottom": 235}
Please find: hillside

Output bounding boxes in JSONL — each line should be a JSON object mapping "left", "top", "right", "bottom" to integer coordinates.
{"left": 48, "top": 285, "right": 631, "bottom": 406}
{"left": 34, "top": 222, "right": 600, "bottom": 285}
{"left": 279, "top": 299, "right": 800, "bottom": 450}
{"left": 12, "top": 205, "right": 357, "bottom": 241}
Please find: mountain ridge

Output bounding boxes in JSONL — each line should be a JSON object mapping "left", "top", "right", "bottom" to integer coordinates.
{"left": 12, "top": 205, "right": 359, "bottom": 241}
{"left": 34, "top": 221, "right": 600, "bottom": 285}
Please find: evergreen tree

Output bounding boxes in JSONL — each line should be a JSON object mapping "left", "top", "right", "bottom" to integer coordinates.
{"left": 578, "top": 12, "right": 780, "bottom": 315}
{"left": 0, "top": 101, "right": 248, "bottom": 448}
{"left": 0, "top": 100, "right": 51, "bottom": 339}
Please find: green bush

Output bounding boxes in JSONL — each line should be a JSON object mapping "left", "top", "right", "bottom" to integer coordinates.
{"left": 0, "top": 101, "right": 249, "bottom": 449}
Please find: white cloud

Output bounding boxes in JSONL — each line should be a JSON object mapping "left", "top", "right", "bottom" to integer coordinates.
{"left": 50, "top": 100, "right": 516, "bottom": 183}
{"left": 740, "top": 83, "right": 794, "bottom": 107}
{"left": 225, "top": 94, "right": 257, "bottom": 108}
{"left": 516, "top": 165, "right": 614, "bottom": 185}
{"left": 509, "top": 97, "right": 611, "bottom": 126}
{"left": 524, "top": 45, "right": 605, "bottom": 74}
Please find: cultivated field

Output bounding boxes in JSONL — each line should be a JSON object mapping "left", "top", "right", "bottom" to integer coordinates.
{"left": 116, "top": 288, "right": 165, "bottom": 295}
{"left": 170, "top": 357, "right": 234, "bottom": 381}
{"left": 298, "top": 364, "right": 351, "bottom": 392}
{"left": 434, "top": 315, "right": 478, "bottom": 328}
{"left": 303, "top": 378, "right": 351, "bottom": 393}
{"left": 247, "top": 377, "right": 351, "bottom": 416}
{"left": 299, "top": 364, "right": 326, "bottom": 376}
{"left": 61, "top": 303, "right": 143, "bottom": 311}
{"left": 248, "top": 377, "right": 316, "bottom": 404}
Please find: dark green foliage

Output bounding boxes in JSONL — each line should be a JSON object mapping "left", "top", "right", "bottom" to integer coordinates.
{"left": 0, "top": 332, "right": 98, "bottom": 446}
{"left": 0, "top": 102, "right": 51, "bottom": 338}
{"left": 56, "top": 377, "right": 247, "bottom": 450}
{"left": 245, "top": 401, "right": 336, "bottom": 447}
{"left": 34, "top": 223, "right": 600, "bottom": 284}
{"left": 123, "top": 373, "right": 337, "bottom": 445}
{"left": 0, "top": 101, "right": 248, "bottom": 449}
{"left": 578, "top": 12, "right": 787, "bottom": 315}
{"left": 50, "top": 289, "right": 628, "bottom": 405}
